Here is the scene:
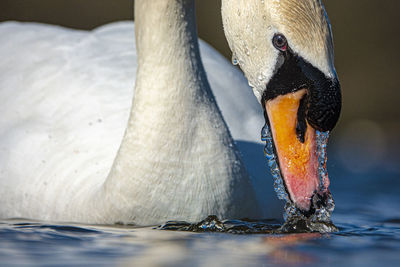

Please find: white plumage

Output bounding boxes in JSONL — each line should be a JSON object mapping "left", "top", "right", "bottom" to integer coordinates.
{"left": 0, "top": 14, "right": 281, "bottom": 224}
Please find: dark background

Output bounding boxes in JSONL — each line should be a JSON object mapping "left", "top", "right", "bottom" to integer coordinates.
{"left": 1, "top": 0, "right": 399, "bottom": 174}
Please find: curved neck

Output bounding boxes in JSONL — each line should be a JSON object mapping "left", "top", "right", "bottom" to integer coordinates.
{"left": 99, "top": 0, "right": 257, "bottom": 225}
{"left": 131, "top": 0, "right": 214, "bottom": 140}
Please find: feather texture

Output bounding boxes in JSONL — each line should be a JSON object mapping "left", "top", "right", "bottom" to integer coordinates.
{"left": 0, "top": 20, "right": 281, "bottom": 224}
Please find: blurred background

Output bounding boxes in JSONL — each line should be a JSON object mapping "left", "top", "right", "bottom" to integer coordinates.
{"left": 1, "top": 0, "right": 399, "bottom": 176}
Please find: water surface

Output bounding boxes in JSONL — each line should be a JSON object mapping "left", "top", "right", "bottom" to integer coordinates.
{"left": 1, "top": 156, "right": 399, "bottom": 266}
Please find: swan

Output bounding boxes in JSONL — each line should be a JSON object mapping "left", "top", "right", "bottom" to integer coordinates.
{"left": 0, "top": 0, "right": 340, "bottom": 225}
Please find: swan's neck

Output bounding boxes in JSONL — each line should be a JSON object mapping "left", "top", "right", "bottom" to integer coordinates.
{"left": 131, "top": 0, "right": 213, "bottom": 129}
{"left": 100, "top": 0, "right": 258, "bottom": 225}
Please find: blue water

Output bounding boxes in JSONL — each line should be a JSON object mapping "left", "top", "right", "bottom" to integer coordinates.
{"left": 1, "top": 150, "right": 400, "bottom": 266}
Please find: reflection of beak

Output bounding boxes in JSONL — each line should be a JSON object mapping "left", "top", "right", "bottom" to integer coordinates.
{"left": 265, "top": 89, "right": 323, "bottom": 211}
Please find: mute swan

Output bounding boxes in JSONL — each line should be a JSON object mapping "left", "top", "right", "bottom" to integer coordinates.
{"left": 0, "top": 0, "right": 340, "bottom": 225}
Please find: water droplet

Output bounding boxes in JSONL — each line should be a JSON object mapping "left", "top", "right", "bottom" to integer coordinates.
{"left": 262, "top": 15, "right": 266, "bottom": 20}
{"left": 261, "top": 124, "right": 288, "bottom": 201}
{"left": 245, "top": 46, "right": 250, "bottom": 56}
{"left": 261, "top": 126, "right": 268, "bottom": 141}
{"left": 316, "top": 130, "right": 330, "bottom": 191}
{"left": 264, "top": 144, "right": 274, "bottom": 158}
{"left": 231, "top": 53, "right": 239, "bottom": 65}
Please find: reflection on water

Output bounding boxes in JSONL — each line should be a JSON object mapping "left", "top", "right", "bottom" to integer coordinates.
{"left": 1, "top": 212, "right": 399, "bottom": 266}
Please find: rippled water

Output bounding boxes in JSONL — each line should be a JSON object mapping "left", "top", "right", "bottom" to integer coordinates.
{"left": 1, "top": 153, "right": 399, "bottom": 266}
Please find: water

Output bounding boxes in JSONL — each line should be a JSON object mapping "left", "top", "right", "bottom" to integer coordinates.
{"left": 261, "top": 123, "right": 288, "bottom": 201}
{"left": 231, "top": 53, "right": 238, "bottom": 66}
{"left": 1, "top": 150, "right": 400, "bottom": 266}
{"left": 261, "top": 123, "right": 335, "bottom": 229}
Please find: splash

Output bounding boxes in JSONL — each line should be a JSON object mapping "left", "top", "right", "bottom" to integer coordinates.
{"left": 261, "top": 124, "right": 337, "bottom": 233}
{"left": 231, "top": 52, "right": 239, "bottom": 65}
{"left": 316, "top": 130, "right": 330, "bottom": 192}
{"left": 261, "top": 123, "right": 288, "bottom": 201}
{"left": 280, "top": 193, "right": 337, "bottom": 233}
{"left": 158, "top": 214, "right": 336, "bottom": 234}
{"left": 159, "top": 125, "right": 337, "bottom": 234}
{"left": 158, "top": 215, "right": 280, "bottom": 234}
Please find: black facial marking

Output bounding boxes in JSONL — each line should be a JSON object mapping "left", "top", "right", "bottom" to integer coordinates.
{"left": 300, "top": 62, "right": 342, "bottom": 132}
{"left": 262, "top": 47, "right": 341, "bottom": 132}
{"left": 262, "top": 48, "right": 308, "bottom": 101}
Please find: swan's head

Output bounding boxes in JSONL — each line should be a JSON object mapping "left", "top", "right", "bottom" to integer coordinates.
{"left": 222, "top": 0, "right": 341, "bottom": 213}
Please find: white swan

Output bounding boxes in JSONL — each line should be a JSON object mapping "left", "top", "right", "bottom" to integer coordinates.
{"left": 0, "top": 1, "right": 280, "bottom": 225}
{"left": 0, "top": 0, "right": 340, "bottom": 225}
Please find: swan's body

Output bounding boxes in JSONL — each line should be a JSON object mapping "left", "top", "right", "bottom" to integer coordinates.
{"left": 0, "top": 2, "right": 281, "bottom": 224}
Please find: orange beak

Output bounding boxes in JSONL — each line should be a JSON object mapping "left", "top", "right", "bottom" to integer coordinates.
{"left": 265, "top": 89, "right": 327, "bottom": 211}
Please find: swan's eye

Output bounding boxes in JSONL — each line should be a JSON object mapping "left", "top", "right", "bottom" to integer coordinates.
{"left": 272, "top": 34, "right": 287, "bottom": 51}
